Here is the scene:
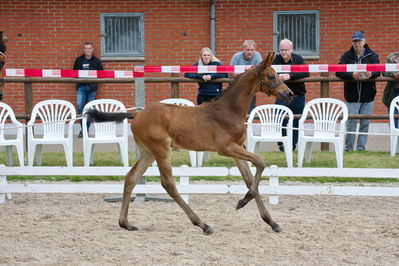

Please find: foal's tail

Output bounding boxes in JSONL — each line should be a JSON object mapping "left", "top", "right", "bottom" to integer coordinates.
{"left": 85, "top": 109, "right": 135, "bottom": 123}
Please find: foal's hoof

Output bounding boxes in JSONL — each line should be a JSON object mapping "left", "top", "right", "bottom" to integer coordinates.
{"left": 272, "top": 224, "right": 283, "bottom": 233}
{"left": 202, "top": 224, "right": 214, "bottom": 235}
{"left": 236, "top": 199, "right": 246, "bottom": 210}
{"left": 236, "top": 191, "right": 254, "bottom": 210}
{"left": 126, "top": 225, "right": 139, "bottom": 231}
{"left": 119, "top": 221, "right": 139, "bottom": 231}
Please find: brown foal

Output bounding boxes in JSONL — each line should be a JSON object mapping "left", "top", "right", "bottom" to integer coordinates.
{"left": 87, "top": 52, "right": 293, "bottom": 234}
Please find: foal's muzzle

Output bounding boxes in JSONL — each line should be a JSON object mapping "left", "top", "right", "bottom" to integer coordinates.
{"left": 279, "top": 88, "right": 294, "bottom": 104}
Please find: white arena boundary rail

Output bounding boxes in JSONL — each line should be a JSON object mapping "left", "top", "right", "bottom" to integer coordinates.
{"left": 1, "top": 165, "right": 398, "bottom": 205}
{"left": 0, "top": 166, "right": 229, "bottom": 204}
{"left": 229, "top": 166, "right": 399, "bottom": 204}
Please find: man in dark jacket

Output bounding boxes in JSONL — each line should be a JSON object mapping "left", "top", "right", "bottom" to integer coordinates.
{"left": 273, "top": 38, "right": 309, "bottom": 151}
{"left": 0, "top": 32, "right": 8, "bottom": 100}
{"left": 73, "top": 42, "right": 104, "bottom": 137}
{"left": 336, "top": 31, "right": 380, "bottom": 151}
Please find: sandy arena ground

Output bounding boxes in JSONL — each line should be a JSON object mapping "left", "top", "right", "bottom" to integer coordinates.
{"left": 1, "top": 182, "right": 398, "bottom": 265}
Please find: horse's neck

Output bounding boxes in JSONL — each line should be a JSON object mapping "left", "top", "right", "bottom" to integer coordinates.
{"left": 219, "top": 70, "right": 258, "bottom": 118}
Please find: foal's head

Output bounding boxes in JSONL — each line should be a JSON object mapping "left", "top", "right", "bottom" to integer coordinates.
{"left": 256, "top": 52, "right": 293, "bottom": 103}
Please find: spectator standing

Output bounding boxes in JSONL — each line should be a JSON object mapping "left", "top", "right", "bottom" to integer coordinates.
{"left": 272, "top": 38, "right": 309, "bottom": 152}
{"left": 382, "top": 51, "right": 399, "bottom": 128}
{"left": 184, "top": 47, "right": 227, "bottom": 105}
{"left": 336, "top": 31, "right": 380, "bottom": 151}
{"left": 73, "top": 42, "right": 104, "bottom": 137}
{"left": 230, "top": 40, "right": 262, "bottom": 113}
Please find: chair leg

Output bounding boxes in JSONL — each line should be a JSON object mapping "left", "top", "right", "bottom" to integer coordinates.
{"left": 84, "top": 143, "right": 94, "bottom": 167}
{"left": 89, "top": 144, "right": 95, "bottom": 165}
{"left": 396, "top": 136, "right": 399, "bottom": 155}
{"left": 28, "top": 143, "right": 39, "bottom": 166}
{"left": 282, "top": 140, "right": 293, "bottom": 168}
{"left": 333, "top": 141, "right": 343, "bottom": 168}
{"left": 188, "top": 150, "right": 197, "bottom": 167}
{"left": 118, "top": 143, "right": 129, "bottom": 167}
{"left": 305, "top": 142, "right": 313, "bottom": 163}
{"left": 16, "top": 143, "right": 25, "bottom": 166}
{"left": 297, "top": 140, "right": 306, "bottom": 168}
{"left": 197, "top": 152, "right": 203, "bottom": 167}
{"left": 203, "top": 151, "right": 209, "bottom": 163}
{"left": 5, "top": 146, "right": 13, "bottom": 166}
{"left": 63, "top": 143, "right": 73, "bottom": 167}
{"left": 391, "top": 135, "right": 399, "bottom": 156}
{"left": 36, "top": 144, "right": 43, "bottom": 166}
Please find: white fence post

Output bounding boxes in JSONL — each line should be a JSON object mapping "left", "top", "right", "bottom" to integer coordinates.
{"left": 180, "top": 165, "right": 190, "bottom": 203}
{"left": 269, "top": 165, "right": 279, "bottom": 205}
{"left": 0, "top": 172, "right": 12, "bottom": 204}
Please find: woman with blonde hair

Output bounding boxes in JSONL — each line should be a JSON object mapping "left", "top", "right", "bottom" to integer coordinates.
{"left": 185, "top": 47, "right": 227, "bottom": 104}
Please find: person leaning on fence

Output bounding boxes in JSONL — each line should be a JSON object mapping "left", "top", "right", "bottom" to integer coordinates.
{"left": 272, "top": 38, "right": 309, "bottom": 152}
{"left": 382, "top": 51, "right": 399, "bottom": 128}
{"left": 335, "top": 31, "right": 380, "bottom": 152}
{"left": 229, "top": 40, "right": 263, "bottom": 113}
{"left": 73, "top": 41, "right": 104, "bottom": 138}
{"left": 0, "top": 33, "right": 8, "bottom": 100}
{"left": 184, "top": 47, "right": 227, "bottom": 105}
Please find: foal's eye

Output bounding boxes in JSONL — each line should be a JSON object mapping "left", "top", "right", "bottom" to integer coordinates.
{"left": 267, "top": 74, "right": 275, "bottom": 80}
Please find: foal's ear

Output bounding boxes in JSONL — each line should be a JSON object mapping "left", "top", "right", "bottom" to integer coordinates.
{"left": 260, "top": 52, "right": 275, "bottom": 69}
{"left": 265, "top": 52, "right": 275, "bottom": 66}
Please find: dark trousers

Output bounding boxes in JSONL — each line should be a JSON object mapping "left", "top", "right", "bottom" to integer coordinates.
{"left": 248, "top": 95, "right": 256, "bottom": 114}
{"left": 275, "top": 94, "right": 305, "bottom": 147}
{"left": 197, "top": 94, "right": 219, "bottom": 105}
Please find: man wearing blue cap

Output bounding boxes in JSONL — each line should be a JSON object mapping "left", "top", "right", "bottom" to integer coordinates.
{"left": 336, "top": 31, "right": 380, "bottom": 151}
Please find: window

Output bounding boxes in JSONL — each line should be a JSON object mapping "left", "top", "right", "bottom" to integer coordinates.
{"left": 273, "top": 11, "right": 320, "bottom": 59}
{"left": 100, "top": 13, "right": 144, "bottom": 59}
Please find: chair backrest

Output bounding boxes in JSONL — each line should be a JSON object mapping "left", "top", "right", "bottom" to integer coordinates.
{"left": 247, "top": 104, "right": 293, "bottom": 138}
{"left": 0, "top": 102, "right": 22, "bottom": 141}
{"left": 389, "top": 96, "right": 399, "bottom": 131}
{"left": 28, "top": 100, "right": 76, "bottom": 139}
{"left": 299, "top": 98, "right": 348, "bottom": 138}
{"left": 160, "top": 98, "right": 195, "bottom": 107}
{"left": 83, "top": 99, "right": 127, "bottom": 138}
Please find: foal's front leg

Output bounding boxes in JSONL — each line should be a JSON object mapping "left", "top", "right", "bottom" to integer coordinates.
{"left": 220, "top": 144, "right": 282, "bottom": 232}
{"left": 156, "top": 157, "right": 214, "bottom": 234}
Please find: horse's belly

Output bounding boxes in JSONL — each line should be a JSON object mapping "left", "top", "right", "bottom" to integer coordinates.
{"left": 170, "top": 131, "right": 216, "bottom": 152}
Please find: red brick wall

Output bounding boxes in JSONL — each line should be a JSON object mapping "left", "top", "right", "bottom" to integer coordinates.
{"left": 1, "top": 0, "right": 399, "bottom": 118}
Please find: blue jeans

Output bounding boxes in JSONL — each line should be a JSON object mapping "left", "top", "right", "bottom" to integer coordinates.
{"left": 275, "top": 94, "right": 305, "bottom": 147}
{"left": 77, "top": 85, "right": 96, "bottom": 129}
{"left": 345, "top": 101, "right": 374, "bottom": 151}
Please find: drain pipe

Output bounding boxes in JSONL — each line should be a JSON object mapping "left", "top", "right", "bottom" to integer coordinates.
{"left": 210, "top": 0, "right": 216, "bottom": 54}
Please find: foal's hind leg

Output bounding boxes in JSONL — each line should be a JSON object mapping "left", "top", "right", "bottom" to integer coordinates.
{"left": 234, "top": 158, "right": 256, "bottom": 209}
{"left": 119, "top": 145, "right": 154, "bottom": 231}
{"left": 156, "top": 156, "right": 214, "bottom": 234}
{"left": 219, "top": 144, "right": 282, "bottom": 233}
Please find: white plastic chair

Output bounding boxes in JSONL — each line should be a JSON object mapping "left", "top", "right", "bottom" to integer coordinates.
{"left": 0, "top": 102, "right": 24, "bottom": 166}
{"left": 159, "top": 98, "right": 203, "bottom": 167}
{"left": 297, "top": 98, "right": 348, "bottom": 168}
{"left": 389, "top": 96, "right": 399, "bottom": 156}
{"left": 82, "top": 99, "right": 129, "bottom": 167}
{"left": 246, "top": 104, "right": 294, "bottom": 168}
{"left": 27, "top": 100, "right": 76, "bottom": 167}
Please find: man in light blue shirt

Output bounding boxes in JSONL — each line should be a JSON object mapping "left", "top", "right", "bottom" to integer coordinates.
{"left": 230, "top": 40, "right": 262, "bottom": 113}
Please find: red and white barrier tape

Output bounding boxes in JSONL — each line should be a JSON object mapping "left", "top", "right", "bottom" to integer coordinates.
{"left": 4, "top": 69, "right": 144, "bottom": 78}
{"left": 3, "top": 64, "right": 399, "bottom": 77}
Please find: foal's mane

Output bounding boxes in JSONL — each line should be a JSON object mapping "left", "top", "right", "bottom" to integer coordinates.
{"left": 210, "top": 65, "right": 256, "bottom": 102}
